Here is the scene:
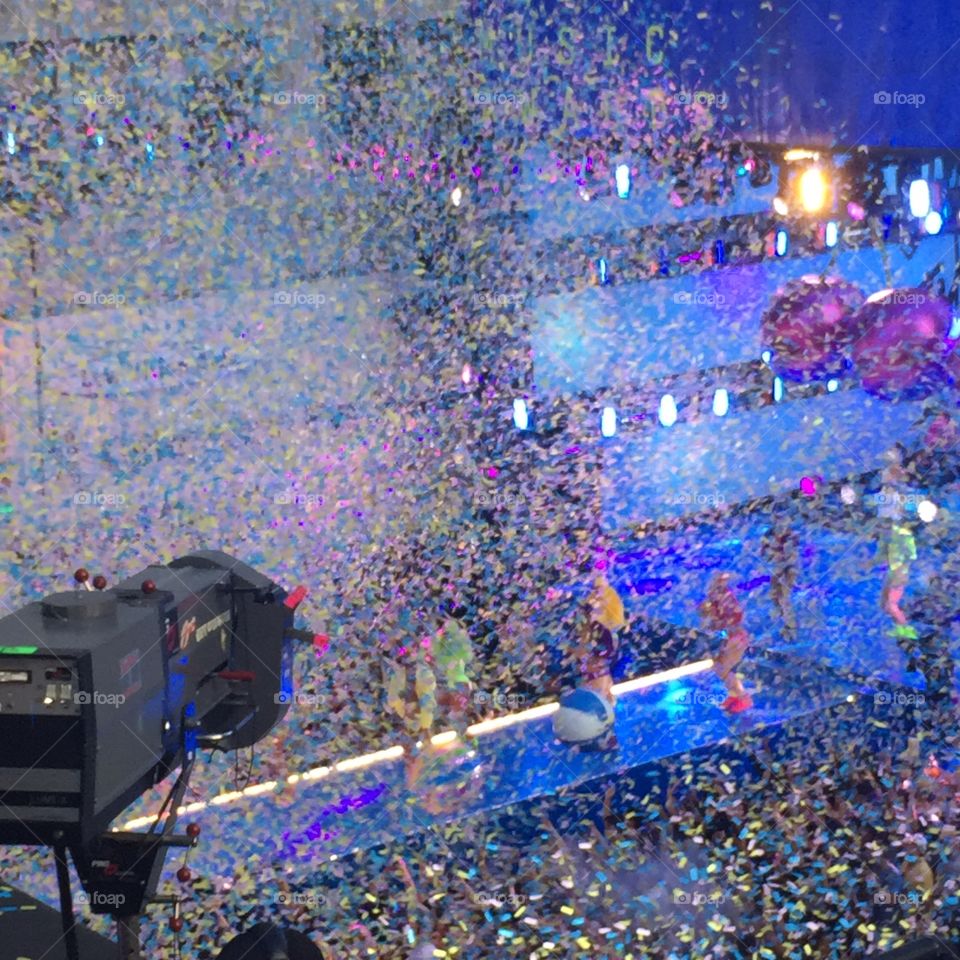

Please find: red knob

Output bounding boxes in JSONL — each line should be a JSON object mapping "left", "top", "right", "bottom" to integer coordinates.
{"left": 170, "top": 916, "right": 184, "bottom": 933}
{"left": 176, "top": 866, "right": 191, "bottom": 883}
{"left": 93, "top": 575, "right": 107, "bottom": 590}
{"left": 186, "top": 823, "right": 201, "bottom": 839}
{"left": 141, "top": 579, "right": 156, "bottom": 594}
{"left": 74, "top": 568, "right": 89, "bottom": 584}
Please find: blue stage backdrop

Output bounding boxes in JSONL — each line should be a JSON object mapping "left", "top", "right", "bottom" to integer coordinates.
{"left": 466, "top": 0, "right": 960, "bottom": 150}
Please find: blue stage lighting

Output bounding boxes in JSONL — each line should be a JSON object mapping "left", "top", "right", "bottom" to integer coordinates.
{"left": 909, "top": 179, "right": 931, "bottom": 218}
{"left": 775, "top": 229, "right": 788, "bottom": 257}
{"left": 601, "top": 406, "right": 617, "bottom": 437}
{"left": 712, "top": 389, "right": 729, "bottom": 417}
{"left": 825, "top": 221, "right": 839, "bottom": 248}
{"left": 513, "top": 398, "right": 529, "bottom": 430}
{"left": 773, "top": 377, "right": 784, "bottom": 402}
{"left": 924, "top": 210, "right": 943, "bottom": 235}
{"left": 658, "top": 395, "right": 678, "bottom": 427}
{"left": 615, "top": 164, "right": 631, "bottom": 199}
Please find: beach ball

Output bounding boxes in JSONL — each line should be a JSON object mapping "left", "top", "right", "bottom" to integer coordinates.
{"left": 553, "top": 686, "right": 615, "bottom": 743}
{"left": 761, "top": 275, "right": 863, "bottom": 382}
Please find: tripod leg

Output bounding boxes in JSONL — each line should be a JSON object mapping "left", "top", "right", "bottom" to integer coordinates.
{"left": 118, "top": 915, "right": 144, "bottom": 960}
{"left": 54, "top": 843, "right": 81, "bottom": 960}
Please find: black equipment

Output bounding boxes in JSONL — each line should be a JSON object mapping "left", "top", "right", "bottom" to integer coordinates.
{"left": 0, "top": 551, "right": 317, "bottom": 960}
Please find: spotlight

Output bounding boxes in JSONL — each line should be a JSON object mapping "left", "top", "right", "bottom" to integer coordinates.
{"left": 773, "top": 196, "right": 789, "bottom": 217}
{"left": 775, "top": 228, "right": 789, "bottom": 257}
{"left": 924, "top": 210, "right": 943, "bottom": 235}
{"left": 783, "top": 149, "right": 819, "bottom": 162}
{"left": 917, "top": 500, "right": 938, "bottom": 523}
{"left": 825, "top": 221, "right": 839, "bottom": 248}
{"left": 513, "top": 398, "right": 529, "bottom": 430}
{"left": 597, "top": 258, "right": 609, "bottom": 285}
{"left": 909, "top": 179, "right": 931, "bottom": 218}
{"left": 5, "top": 129, "right": 14, "bottom": 155}
{"left": 712, "top": 388, "right": 729, "bottom": 416}
{"left": 451, "top": 186, "right": 463, "bottom": 207}
{"left": 461, "top": 363, "right": 472, "bottom": 385}
{"left": 615, "top": 164, "right": 631, "bottom": 199}
{"left": 658, "top": 394, "right": 678, "bottom": 427}
{"left": 800, "top": 476, "right": 818, "bottom": 496}
{"left": 773, "top": 377, "right": 784, "bottom": 402}
{"left": 601, "top": 406, "right": 617, "bottom": 437}
{"left": 798, "top": 167, "right": 829, "bottom": 213}
{"left": 761, "top": 350, "right": 773, "bottom": 364}
{"left": 827, "top": 379, "right": 839, "bottom": 392}
{"left": 840, "top": 484, "right": 857, "bottom": 504}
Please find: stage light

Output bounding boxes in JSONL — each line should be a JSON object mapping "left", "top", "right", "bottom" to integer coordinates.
{"left": 513, "top": 398, "right": 529, "bottom": 430}
{"left": 827, "top": 379, "right": 839, "bottom": 392}
{"left": 773, "top": 196, "right": 789, "bottom": 216}
{"left": 924, "top": 210, "right": 943, "bottom": 235}
{"left": 461, "top": 363, "right": 472, "bottom": 385}
{"left": 658, "top": 394, "right": 678, "bottom": 427}
{"left": 601, "top": 406, "right": 617, "bottom": 437}
{"left": 598, "top": 258, "right": 609, "bottom": 284}
{"left": 615, "top": 164, "right": 631, "bottom": 199}
{"left": 145, "top": 142, "right": 154, "bottom": 161}
{"left": 909, "top": 179, "right": 931, "bottom": 218}
{"left": 800, "top": 476, "right": 818, "bottom": 496}
{"left": 775, "top": 228, "right": 789, "bottom": 256}
{"left": 451, "top": 186, "right": 462, "bottom": 207}
{"left": 579, "top": 186, "right": 590, "bottom": 201}
{"left": 949, "top": 314, "right": 960, "bottom": 339}
{"left": 761, "top": 350, "right": 772, "bottom": 364}
{"left": 840, "top": 485, "right": 857, "bottom": 504}
{"left": 5, "top": 130, "right": 14, "bottom": 155}
{"left": 773, "top": 377, "right": 784, "bottom": 402}
{"left": 783, "top": 149, "right": 819, "bottom": 162}
{"left": 917, "top": 500, "right": 938, "bottom": 523}
{"left": 712, "top": 388, "right": 729, "bottom": 416}
{"left": 825, "top": 221, "right": 839, "bottom": 248}
{"left": 798, "top": 167, "right": 828, "bottom": 213}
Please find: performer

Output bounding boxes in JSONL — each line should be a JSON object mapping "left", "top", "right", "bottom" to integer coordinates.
{"left": 553, "top": 574, "right": 625, "bottom": 748}
{"left": 882, "top": 518, "right": 917, "bottom": 637}
{"left": 761, "top": 506, "right": 800, "bottom": 640}
{"left": 699, "top": 572, "right": 752, "bottom": 712}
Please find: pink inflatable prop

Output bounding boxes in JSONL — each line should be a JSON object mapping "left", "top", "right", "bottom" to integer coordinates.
{"left": 850, "top": 289, "right": 956, "bottom": 400}
{"left": 760, "top": 276, "right": 863, "bottom": 382}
